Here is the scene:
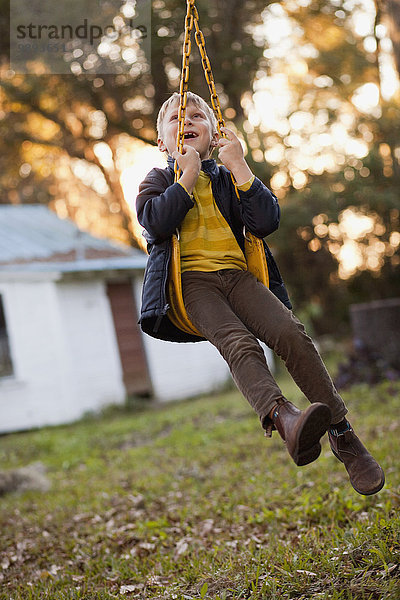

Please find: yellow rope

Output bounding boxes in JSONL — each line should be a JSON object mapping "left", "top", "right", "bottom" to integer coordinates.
{"left": 175, "top": 0, "right": 226, "bottom": 181}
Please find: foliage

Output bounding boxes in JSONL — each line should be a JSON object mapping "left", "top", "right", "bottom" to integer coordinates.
{"left": 271, "top": 158, "right": 400, "bottom": 333}
{"left": 0, "top": 376, "right": 399, "bottom": 599}
{"left": 0, "top": 0, "right": 399, "bottom": 330}
{"left": 0, "top": 0, "right": 270, "bottom": 245}
{"left": 335, "top": 340, "right": 400, "bottom": 390}
{"left": 258, "top": 0, "right": 400, "bottom": 333}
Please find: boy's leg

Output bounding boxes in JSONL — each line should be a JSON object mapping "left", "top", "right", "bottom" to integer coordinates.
{"left": 182, "top": 270, "right": 284, "bottom": 423}
{"left": 182, "top": 270, "right": 332, "bottom": 466}
{"left": 227, "top": 271, "right": 348, "bottom": 422}
{"left": 226, "top": 270, "right": 384, "bottom": 494}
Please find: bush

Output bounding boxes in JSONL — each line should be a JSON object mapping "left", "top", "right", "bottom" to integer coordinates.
{"left": 335, "top": 339, "right": 400, "bottom": 389}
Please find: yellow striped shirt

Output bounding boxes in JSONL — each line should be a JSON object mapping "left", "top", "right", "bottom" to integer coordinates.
{"left": 179, "top": 171, "right": 254, "bottom": 273}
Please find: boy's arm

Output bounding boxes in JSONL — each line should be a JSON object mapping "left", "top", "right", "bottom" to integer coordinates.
{"left": 136, "top": 145, "right": 201, "bottom": 243}
{"left": 136, "top": 168, "right": 194, "bottom": 243}
{"left": 236, "top": 176, "right": 280, "bottom": 238}
{"left": 218, "top": 127, "right": 280, "bottom": 238}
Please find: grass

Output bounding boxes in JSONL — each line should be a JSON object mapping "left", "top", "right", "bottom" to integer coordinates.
{"left": 0, "top": 362, "right": 399, "bottom": 600}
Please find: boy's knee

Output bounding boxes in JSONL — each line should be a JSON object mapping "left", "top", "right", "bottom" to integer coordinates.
{"left": 272, "top": 316, "right": 310, "bottom": 354}
{"left": 215, "top": 327, "right": 262, "bottom": 364}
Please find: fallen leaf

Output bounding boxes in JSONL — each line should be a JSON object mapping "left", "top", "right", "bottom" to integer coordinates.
{"left": 147, "top": 575, "right": 170, "bottom": 587}
{"left": 138, "top": 542, "right": 155, "bottom": 551}
{"left": 129, "top": 494, "right": 146, "bottom": 509}
{"left": 175, "top": 537, "right": 189, "bottom": 557}
{"left": 296, "top": 569, "right": 318, "bottom": 577}
{"left": 120, "top": 584, "right": 139, "bottom": 594}
{"left": 200, "top": 519, "right": 214, "bottom": 536}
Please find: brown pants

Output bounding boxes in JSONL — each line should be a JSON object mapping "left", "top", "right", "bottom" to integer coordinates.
{"left": 182, "top": 269, "right": 347, "bottom": 429}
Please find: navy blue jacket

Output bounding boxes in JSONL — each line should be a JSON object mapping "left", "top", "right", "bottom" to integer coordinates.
{"left": 136, "top": 156, "right": 291, "bottom": 342}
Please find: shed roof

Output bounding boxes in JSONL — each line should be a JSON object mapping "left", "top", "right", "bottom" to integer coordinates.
{"left": 0, "top": 205, "right": 147, "bottom": 274}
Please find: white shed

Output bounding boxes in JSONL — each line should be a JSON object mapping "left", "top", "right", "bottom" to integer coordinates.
{"left": 0, "top": 205, "right": 230, "bottom": 433}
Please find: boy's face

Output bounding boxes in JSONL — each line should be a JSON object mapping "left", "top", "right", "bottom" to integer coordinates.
{"left": 158, "top": 100, "right": 218, "bottom": 160}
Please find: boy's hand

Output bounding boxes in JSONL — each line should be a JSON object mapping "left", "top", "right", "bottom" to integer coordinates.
{"left": 217, "top": 127, "right": 244, "bottom": 169}
{"left": 172, "top": 144, "right": 201, "bottom": 175}
{"left": 172, "top": 145, "right": 201, "bottom": 195}
{"left": 217, "top": 127, "right": 253, "bottom": 186}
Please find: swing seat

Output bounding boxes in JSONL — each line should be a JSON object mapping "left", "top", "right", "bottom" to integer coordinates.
{"left": 167, "top": 230, "right": 270, "bottom": 337}
{"left": 167, "top": 232, "right": 203, "bottom": 337}
{"left": 243, "top": 231, "right": 270, "bottom": 288}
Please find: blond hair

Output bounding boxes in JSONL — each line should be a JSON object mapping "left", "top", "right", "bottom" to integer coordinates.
{"left": 156, "top": 91, "right": 218, "bottom": 139}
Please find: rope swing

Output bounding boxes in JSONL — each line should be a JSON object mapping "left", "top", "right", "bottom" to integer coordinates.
{"left": 167, "top": 0, "right": 270, "bottom": 337}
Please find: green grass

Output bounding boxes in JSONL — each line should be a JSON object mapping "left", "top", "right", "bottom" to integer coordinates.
{"left": 0, "top": 369, "right": 399, "bottom": 599}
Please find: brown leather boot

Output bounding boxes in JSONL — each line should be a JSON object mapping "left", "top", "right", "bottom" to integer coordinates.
{"left": 271, "top": 399, "right": 331, "bottom": 466}
{"left": 328, "top": 426, "right": 385, "bottom": 495}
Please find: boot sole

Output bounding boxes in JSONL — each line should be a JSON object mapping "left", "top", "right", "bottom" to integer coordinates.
{"left": 331, "top": 447, "right": 386, "bottom": 495}
{"left": 293, "top": 403, "right": 332, "bottom": 466}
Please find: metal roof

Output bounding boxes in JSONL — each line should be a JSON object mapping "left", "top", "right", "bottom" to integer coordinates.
{"left": 0, "top": 205, "right": 147, "bottom": 273}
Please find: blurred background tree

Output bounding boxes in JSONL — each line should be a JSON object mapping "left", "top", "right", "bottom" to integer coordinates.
{"left": 380, "top": 0, "right": 400, "bottom": 76}
{"left": 0, "top": 0, "right": 399, "bottom": 334}
{"left": 0, "top": 0, "right": 269, "bottom": 245}
{"left": 256, "top": 0, "right": 400, "bottom": 334}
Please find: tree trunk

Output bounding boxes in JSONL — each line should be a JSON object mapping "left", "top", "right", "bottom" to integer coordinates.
{"left": 381, "top": 0, "right": 400, "bottom": 77}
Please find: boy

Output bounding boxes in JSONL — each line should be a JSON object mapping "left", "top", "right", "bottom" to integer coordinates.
{"left": 136, "top": 92, "right": 385, "bottom": 495}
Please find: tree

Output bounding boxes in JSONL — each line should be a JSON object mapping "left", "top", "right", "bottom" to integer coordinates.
{"left": 0, "top": 0, "right": 270, "bottom": 245}
{"left": 259, "top": 0, "right": 400, "bottom": 333}
{"left": 379, "top": 0, "right": 400, "bottom": 76}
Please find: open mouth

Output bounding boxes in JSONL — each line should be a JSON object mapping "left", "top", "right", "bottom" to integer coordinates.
{"left": 184, "top": 132, "right": 198, "bottom": 139}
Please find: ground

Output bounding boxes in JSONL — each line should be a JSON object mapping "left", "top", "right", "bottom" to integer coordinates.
{"left": 0, "top": 367, "right": 399, "bottom": 599}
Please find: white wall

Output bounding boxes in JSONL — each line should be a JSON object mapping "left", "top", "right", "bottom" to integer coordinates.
{"left": 143, "top": 336, "right": 230, "bottom": 402}
{"left": 56, "top": 279, "right": 125, "bottom": 412}
{"left": 0, "top": 279, "right": 71, "bottom": 432}
{"left": 0, "top": 278, "right": 125, "bottom": 433}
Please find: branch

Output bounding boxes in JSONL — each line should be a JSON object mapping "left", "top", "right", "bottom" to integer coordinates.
{"left": 0, "top": 79, "right": 157, "bottom": 148}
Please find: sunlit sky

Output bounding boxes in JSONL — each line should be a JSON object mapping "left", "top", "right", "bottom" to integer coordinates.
{"left": 115, "top": 0, "right": 400, "bottom": 273}
{"left": 120, "top": 141, "right": 165, "bottom": 249}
